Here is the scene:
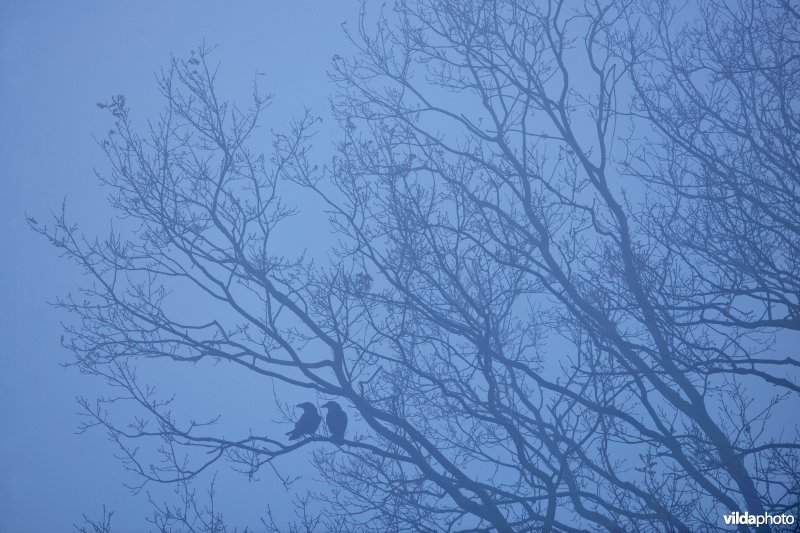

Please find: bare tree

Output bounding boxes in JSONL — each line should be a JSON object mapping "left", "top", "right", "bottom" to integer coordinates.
{"left": 74, "top": 506, "right": 114, "bottom": 533}
{"left": 36, "top": 1, "right": 798, "bottom": 531}
{"left": 630, "top": 0, "right": 800, "bottom": 333}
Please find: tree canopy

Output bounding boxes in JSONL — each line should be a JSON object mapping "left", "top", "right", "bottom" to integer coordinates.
{"left": 42, "top": 1, "right": 799, "bottom": 531}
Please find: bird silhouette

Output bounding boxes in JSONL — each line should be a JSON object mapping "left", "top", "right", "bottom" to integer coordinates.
{"left": 286, "top": 402, "right": 321, "bottom": 440}
{"left": 322, "top": 401, "right": 348, "bottom": 444}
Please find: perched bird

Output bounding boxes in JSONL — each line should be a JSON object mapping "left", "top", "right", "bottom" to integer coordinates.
{"left": 286, "top": 402, "right": 321, "bottom": 440}
{"left": 322, "top": 401, "right": 348, "bottom": 444}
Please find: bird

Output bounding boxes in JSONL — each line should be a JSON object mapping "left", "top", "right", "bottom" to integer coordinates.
{"left": 322, "top": 401, "right": 348, "bottom": 444}
{"left": 286, "top": 402, "right": 321, "bottom": 440}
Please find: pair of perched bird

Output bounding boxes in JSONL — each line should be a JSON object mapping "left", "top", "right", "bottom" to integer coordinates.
{"left": 286, "top": 401, "right": 347, "bottom": 443}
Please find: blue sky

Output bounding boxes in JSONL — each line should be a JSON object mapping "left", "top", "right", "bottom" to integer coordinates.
{"left": 1, "top": 2, "right": 355, "bottom": 530}
{"left": 4, "top": 2, "right": 798, "bottom": 531}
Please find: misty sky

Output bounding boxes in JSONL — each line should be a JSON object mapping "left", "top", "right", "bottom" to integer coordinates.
{"left": 1, "top": 2, "right": 358, "bottom": 530}
{"left": 4, "top": 2, "right": 799, "bottom": 532}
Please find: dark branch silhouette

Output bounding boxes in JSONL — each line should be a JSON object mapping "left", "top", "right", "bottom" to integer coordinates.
{"left": 35, "top": 1, "right": 800, "bottom": 531}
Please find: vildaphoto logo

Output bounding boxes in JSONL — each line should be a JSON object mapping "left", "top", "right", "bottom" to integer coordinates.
{"left": 722, "top": 511, "right": 795, "bottom": 527}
